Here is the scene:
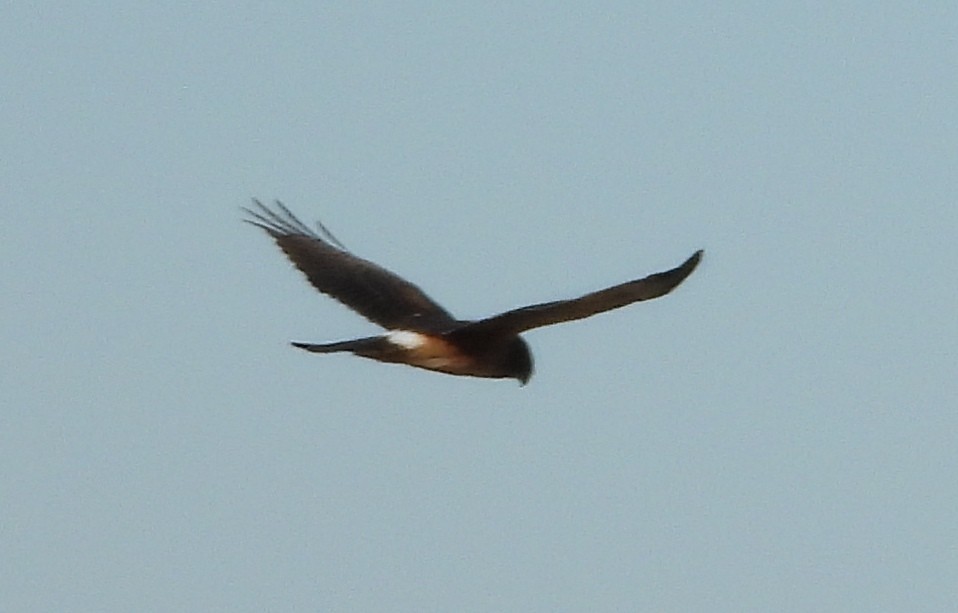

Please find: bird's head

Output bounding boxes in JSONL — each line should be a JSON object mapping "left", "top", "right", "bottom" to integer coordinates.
{"left": 506, "top": 337, "right": 534, "bottom": 386}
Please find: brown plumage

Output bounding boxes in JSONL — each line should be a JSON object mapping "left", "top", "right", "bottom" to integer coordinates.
{"left": 245, "top": 200, "right": 702, "bottom": 384}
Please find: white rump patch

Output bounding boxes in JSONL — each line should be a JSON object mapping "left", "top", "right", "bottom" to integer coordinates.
{"left": 387, "top": 330, "right": 427, "bottom": 349}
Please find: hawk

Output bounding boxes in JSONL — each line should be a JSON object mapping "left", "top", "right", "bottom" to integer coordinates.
{"left": 245, "top": 200, "right": 701, "bottom": 385}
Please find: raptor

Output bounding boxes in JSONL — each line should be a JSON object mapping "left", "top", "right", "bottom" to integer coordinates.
{"left": 245, "top": 200, "right": 701, "bottom": 384}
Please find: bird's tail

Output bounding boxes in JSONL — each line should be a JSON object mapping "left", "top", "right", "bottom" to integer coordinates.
{"left": 290, "top": 336, "right": 385, "bottom": 354}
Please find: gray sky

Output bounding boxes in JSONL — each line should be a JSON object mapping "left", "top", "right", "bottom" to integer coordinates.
{"left": 3, "top": 3, "right": 956, "bottom": 611}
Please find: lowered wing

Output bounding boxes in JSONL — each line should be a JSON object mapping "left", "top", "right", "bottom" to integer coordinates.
{"left": 454, "top": 250, "right": 702, "bottom": 337}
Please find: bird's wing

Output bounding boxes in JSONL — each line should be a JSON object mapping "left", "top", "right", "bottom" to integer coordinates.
{"left": 453, "top": 250, "right": 702, "bottom": 337}
{"left": 244, "top": 200, "right": 457, "bottom": 331}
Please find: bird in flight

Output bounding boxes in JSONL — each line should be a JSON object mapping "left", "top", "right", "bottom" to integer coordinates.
{"left": 245, "top": 200, "right": 701, "bottom": 385}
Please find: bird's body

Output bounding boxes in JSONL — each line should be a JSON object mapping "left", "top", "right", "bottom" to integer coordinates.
{"left": 245, "top": 200, "right": 700, "bottom": 384}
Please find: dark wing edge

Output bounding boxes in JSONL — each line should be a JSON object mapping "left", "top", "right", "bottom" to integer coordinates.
{"left": 455, "top": 250, "right": 703, "bottom": 337}
{"left": 243, "top": 199, "right": 457, "bottom": 331}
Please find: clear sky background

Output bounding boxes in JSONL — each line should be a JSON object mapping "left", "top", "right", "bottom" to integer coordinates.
{"left": 2, "top": 3, "right": 956, "bottom": 611}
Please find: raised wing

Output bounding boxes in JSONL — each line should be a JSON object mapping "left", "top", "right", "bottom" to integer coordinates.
{"left": 454, "top": 250, "right": 702, "bottom": 337}
{"left": 244, "top": 200, "right": 457, "bottom": 331}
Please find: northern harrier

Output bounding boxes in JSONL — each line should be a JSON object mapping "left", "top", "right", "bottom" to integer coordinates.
{"left": 245, "top": 200, "right": 701, "bottom": 384}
